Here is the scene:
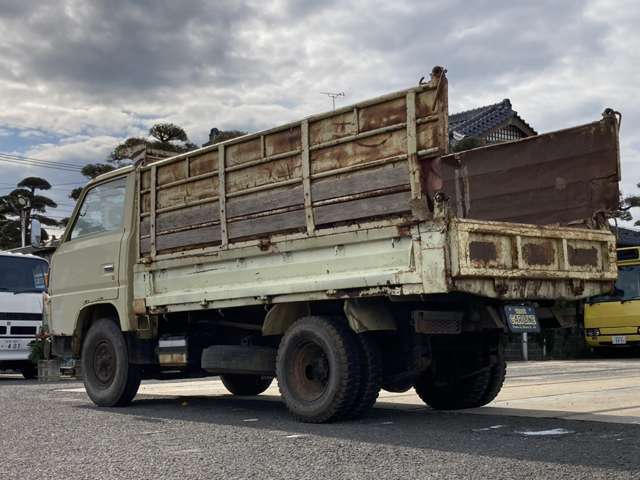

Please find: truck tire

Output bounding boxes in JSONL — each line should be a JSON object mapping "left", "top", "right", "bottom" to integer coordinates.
{"left": 21, "top": 363, "right": 37, "bottom": 380}
{"left": 81, "top": 318, "right": 141, "bottom": 407}
{"left": 414, "top": 337, "right": 504, "bottom": 410}
{"left": 221, "top": 374, "right": 273, "bottom": 395}
{"left": 276, "top": 316, "right": 361, "bottom": 423}
{"left": 342, "top": 333, "right": 382, "bottom": 419}
{"left": 479, "top": 344, "right": 507, "bottom": 405}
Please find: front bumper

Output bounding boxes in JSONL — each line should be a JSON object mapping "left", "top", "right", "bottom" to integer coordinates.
{"left": 586, "top": 330, "right": 640, "bottom": 348}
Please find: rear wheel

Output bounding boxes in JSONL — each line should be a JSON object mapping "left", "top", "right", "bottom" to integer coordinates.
{"left": 221, "top": 374, "right": 273, "bottom": 395}
{"left": 342, "top": 333, "right": 382, "bottom": 419}
{"left": 81, "top": 318, "right": 141, "bottom": 407}
{"left": 415, "top": 334, "right": 505, "bottom": 410}
{"left": 276, "top": 316, "right": 361, "bottom": 423}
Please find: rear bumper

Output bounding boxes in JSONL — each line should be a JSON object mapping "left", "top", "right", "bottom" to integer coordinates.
{"left": 448, "top": 219, "right": 617, "bottom": 301}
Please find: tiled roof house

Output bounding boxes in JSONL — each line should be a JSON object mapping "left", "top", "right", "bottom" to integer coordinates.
{"left": 449, "top": 98, "right": 537, "bottom": 145}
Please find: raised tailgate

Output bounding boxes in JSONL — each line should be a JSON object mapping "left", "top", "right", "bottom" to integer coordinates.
{"left": 448, "top": 218, "right": 617, "bottom": 299}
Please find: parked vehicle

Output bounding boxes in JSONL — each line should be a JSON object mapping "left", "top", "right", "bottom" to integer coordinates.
{"left": 47, "top": 67, "right": 621, "bottom": 422}
{"left": 0, "top": 252, "right": 48, "bottom": 379}
{"left": 584, "top": 246, "right": 640, "bottom": 349}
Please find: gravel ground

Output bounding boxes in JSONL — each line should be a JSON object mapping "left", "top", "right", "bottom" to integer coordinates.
{"left": 1, "top": 374, "right": 639, "bottom": 480}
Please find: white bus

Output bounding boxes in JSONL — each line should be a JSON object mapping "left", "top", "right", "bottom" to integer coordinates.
{"left": 0, "top": 252, "right": 48, "bottom": 379}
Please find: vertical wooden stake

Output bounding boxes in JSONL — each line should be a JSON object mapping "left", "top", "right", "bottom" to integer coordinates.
{"left": 218, "top": 145, "right": 228, "bottom": 248}
{"left": 150, "top": 165, "right": 157, "bottom": 258}
{"left": 301, "top": 119, "right": 315, "bottom": 234}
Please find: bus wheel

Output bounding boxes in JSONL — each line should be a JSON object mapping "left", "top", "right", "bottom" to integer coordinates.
{"left": 21, "top": 363, "right": 37, "bottom": 380}
{"left": 81, "top": 318, "right": 141, "bottom": 407}
{"left": 276, "top": 316, "right": 361, "bottom": 423}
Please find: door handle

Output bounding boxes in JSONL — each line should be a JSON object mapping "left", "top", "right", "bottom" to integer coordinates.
{"left": 103, "top": 264, "right": 114, "bottom": 273}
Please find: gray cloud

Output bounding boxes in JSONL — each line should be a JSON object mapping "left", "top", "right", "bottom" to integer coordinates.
{"left": 0, "top": 0, "right": 638, "bottom": 226}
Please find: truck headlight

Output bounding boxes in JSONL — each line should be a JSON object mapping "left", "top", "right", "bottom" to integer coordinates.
{"left": 586, "top": 328, "right": 600, "bottom": 337}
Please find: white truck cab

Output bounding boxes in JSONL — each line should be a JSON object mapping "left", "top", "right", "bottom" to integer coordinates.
{"left": 0, "top": 252, "right": 48, "bottom": 379}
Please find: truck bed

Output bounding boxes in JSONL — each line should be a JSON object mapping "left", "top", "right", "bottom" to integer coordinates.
{"left": 134, "top": 68, "right": 619, "bottom": 312}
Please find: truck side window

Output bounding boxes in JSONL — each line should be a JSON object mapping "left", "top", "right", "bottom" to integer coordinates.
{"left": 70, "top": 177, "right": 127, "bottom": 240}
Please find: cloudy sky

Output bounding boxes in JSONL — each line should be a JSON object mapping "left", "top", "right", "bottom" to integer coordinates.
{"left": 0, "top": 0, "right": 639, "bottom": 233}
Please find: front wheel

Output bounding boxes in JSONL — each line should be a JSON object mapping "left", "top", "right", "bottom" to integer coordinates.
{"left": 81, "top": 318, "right": 141, "bottom": 407}
{"left": 221, "top": 374, "right": 273, "bottom": 395}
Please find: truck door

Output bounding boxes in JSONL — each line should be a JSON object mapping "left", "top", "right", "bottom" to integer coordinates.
{"left": 50, "top": 176, "right": 128, "bottom": 333}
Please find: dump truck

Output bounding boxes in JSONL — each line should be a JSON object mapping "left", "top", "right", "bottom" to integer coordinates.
{"left": 47, "top": 67, "right": 621, "bottom": 422}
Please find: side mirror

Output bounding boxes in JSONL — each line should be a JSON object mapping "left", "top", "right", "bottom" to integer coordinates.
{"left": 31, "top": 218, "right": 42, "bottom": 247}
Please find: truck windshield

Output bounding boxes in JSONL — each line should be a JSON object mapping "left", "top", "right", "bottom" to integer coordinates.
{"left": 590, "top": 265, "right": 640, "bottom": 303}
{"left": 0, "top": 256, "right": 48, "bottom": 294}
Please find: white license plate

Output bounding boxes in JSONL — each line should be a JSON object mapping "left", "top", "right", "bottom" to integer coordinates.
{"left": 612, "top": 335, "right": 627, "bottom": 345}
{"left": 0, "top": 340, "right": 27, "bottom": 350}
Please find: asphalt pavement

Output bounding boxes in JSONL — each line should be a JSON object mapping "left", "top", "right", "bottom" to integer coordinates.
{"left": 1, "top": 360, "right": 639, "bottom": 479}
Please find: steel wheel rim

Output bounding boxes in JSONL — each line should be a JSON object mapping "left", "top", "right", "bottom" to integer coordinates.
{"left": 288, "top": 340, "right": 330, "bottom": 402}
{"left": 93, "top": 339, "right": 116, "bottom": 387}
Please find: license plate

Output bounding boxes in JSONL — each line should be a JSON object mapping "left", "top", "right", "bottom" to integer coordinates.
{"left": 612, "top": 335, "right": 627, "bottom": 345}
{"left": 0, "top": 339, "right": 27, "bottom": 350}
{"left": 504, "top": 305, "right": 540, "bottom": 333}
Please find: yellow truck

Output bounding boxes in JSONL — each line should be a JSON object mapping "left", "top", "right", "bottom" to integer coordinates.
{"left": 47, "top": 67, "right": 621, "bottom": 422}
{"left": 584, "top": 246, "right": 640, "bottom": 348}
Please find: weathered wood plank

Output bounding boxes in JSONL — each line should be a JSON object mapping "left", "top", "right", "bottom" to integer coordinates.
{"left": 155, "top": 225, "right": 222, "bottom": 253}
{"left": 311, "top": 161, "right": 409, "bottom": 202}
{"left": 313, "top": 191, "right": 411, "bottom": 226}
{"left": 228, "top": 209, "right": 306, "bottom": 240}
{"left": 226, "top": 184, "right": 303, "bottom": 218}
{"left": 265, "top": 127, "right": 301, "bottom": 157}
{"left": 156, "top": 202, "right": 220, "bottom": 233}
{"left": 310, "top": 128, "right": 406, "bottom": 175}
{"left": 358, "top": 96, "right": 406, "bottom": 132}
{"left": 189, "top": 150, "right": 218, "bottom": 176}
{"left": 226, "top": 154, "right": 302, "bottom": 193}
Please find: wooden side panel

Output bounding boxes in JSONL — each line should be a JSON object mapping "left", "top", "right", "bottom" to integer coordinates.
{"left": 139, "top": 70, "right": 449, "bottom": 257}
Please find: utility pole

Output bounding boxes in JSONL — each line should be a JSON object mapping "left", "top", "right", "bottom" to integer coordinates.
{"left": 15, "top": 195, "right": 31, "bottom": 248}
{"left": 320, "top": 91, "right": 345, "bottom": 111}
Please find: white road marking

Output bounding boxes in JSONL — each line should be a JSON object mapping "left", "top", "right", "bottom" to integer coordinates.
{"left": 516, "top": 428, "right": 574, "bottom": 436}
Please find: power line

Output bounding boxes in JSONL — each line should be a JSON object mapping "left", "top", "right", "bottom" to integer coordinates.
{"left": 0, "top": 152, "right": 79, "bottom": 172}
{"left": 0, "top": 155, "right": 82, "bottom": 172}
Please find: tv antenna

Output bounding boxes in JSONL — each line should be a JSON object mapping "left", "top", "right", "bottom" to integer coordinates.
{"left": 320, "top": 91, "right": 345, "bottom": 110}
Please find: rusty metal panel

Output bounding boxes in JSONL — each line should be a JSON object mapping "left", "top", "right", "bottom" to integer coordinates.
{"left": 226, "top": 154, "right": 302, "bottom": 194}
{"left": 449, "top": 218, "right": 617, "bottom": 298}
{"left": 440, "top": 112, "right": 620, "bottom": 226}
